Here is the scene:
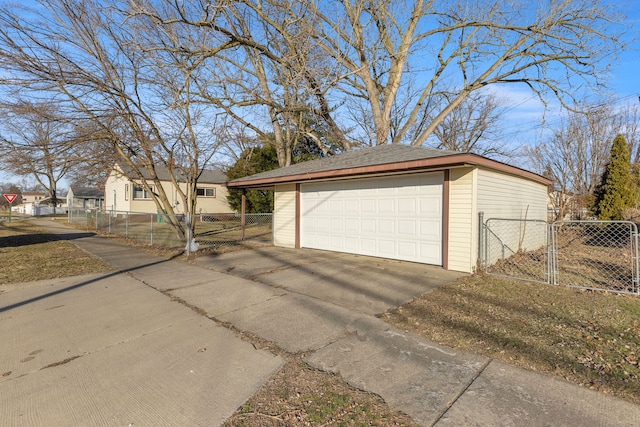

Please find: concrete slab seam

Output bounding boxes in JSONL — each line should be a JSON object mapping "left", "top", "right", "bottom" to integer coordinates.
{"left": 430, "top": 357, "right": 493, "bottom": 426}
{"left": 214, "top": 293, "right": 291, "bottom": 318}
{"left": 162, "top": 281, "right": 215, "bottom": 292}
{"left": 160, "top": 290, "right": 286, "bottom": 356}
{"left": 309, "top": 330, "right": 359, "bottom": 355}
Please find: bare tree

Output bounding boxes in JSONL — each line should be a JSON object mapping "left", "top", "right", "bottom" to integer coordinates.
{"left": 130, "top": 0, "right": 623, "bottom": 159}
{"left": 0, "top": 0, "right": 226, "bottom": 243}
{"left": 428, "top": 91, "right": 511, "bottom": 158}
{"left": 0, "top": 0, "right": 625, "bottom": 199}
{"left": 126, "top": 0, "right": 348, "bottom": 167}
{"left": 300, "top": 0, "right": 623, "bottom": 146}
{"left": 525, "top": 106, "right": 618, "bottom": 220}
{"left": 612, "top": 102, "right": 640, "bottom": 163}
{"left": 0, "top": 101, "right": 76, "bottom": 211}
{"left": 62, "top": 120, "right": 120, "bottom": 189}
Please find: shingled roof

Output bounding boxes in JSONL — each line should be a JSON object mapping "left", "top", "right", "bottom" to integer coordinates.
{"left": 228, "top": 144, "right": 550, "bottom": 188}
{"left": 71, "top": 188, "right": 104, "bottom": 199}
{"left": 117, "top": 163, "right": 227, "bottom": 184}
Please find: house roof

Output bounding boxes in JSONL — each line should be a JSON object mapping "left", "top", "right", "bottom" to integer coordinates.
{"left": 116, "top": 163, "right": 227, "bottom": 184}
{"left": 71, "top": 188, "right": 104, "bottom": 199}
{"left": 227, "top": 144, "right": 551, "bottom": 188}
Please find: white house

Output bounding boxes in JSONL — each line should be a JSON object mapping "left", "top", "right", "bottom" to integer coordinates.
{"left": 16, "top": 191, "right": 67, "bottom": 215}
{"left": 228, "top": 144, "right": 551, "bottom": 273}
{"left": 104, "top": 164, "right": 233, "bottom": 215}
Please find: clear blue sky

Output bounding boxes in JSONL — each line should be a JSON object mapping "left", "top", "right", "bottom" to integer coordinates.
{"left": 614, "top": 1, "right": 640, "bottom": 103}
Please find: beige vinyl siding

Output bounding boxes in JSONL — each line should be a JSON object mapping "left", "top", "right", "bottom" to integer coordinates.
{"left": 448, "top": 167, "right": 477, "bottom": 273}
{"left": 477, "top": 168, "right": 549, "bottom": 264}
{"left": 476, "top": 168, "right": 547, "bottom": 221}
{"left": 273, "top": 184, "right": 297, "bottom": 248}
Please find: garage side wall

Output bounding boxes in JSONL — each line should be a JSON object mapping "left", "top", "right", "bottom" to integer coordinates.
{"left": 448, "top": 167, "right": 476, "bottom": 273}
{"left": 476, "top": 168, "right": 547, "bottom": 221}
{"left": 273, "top": 183, "right": 297, "bottom": 248}
{"left": 476, "top": 168, "right": 549, "bottom": 261}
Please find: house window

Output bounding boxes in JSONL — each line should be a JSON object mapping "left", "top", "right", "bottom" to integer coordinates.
{"left": 133, "top": 185, "right": 153, "bottom": 199}
{"left": 196, "top": 187, "right": 216, "bottom": 198}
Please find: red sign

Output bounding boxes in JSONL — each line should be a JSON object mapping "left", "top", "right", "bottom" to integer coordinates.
{"left": 4, "top": 194, "right": 17, "bottom": 204}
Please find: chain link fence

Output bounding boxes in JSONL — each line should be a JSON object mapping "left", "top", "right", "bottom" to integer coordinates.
{"left": 483, "top": 218, "right": 550, "bottom": 283}
{"left": 482, "top": 217, "right": 639, "bottom": 295}
{"left": 551, "top": 221, "right": 639, "bottom": 294}
{"left": 68, "top": 208, "right": 272, "bottom": 250}
{"left": 196, "top": 213, "right": 273, "bottom": 248}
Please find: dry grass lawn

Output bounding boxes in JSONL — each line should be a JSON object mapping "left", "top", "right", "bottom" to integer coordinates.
{"left": 0, "top": 220, "right": 113, "bottom": 284}
{"left": 382, "top": 273, "right": 640, "bottom": 404}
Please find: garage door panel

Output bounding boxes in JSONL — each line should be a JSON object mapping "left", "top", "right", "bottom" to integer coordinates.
{"left": 379, "top": 219, "right": 395, "bottom": 234}
{"left": 361, "top": 219, "right": 376, "bottom": 233}
{"left": 379, "top": 199, "right": 395, "bottom": 213}
{"left": 361, "top": 238, "right": 376, "bottom": 253}
{"left": 301, "top": 173, "right": 443, "bottom": 265}
{"left": 345, "top": 218, "right": 359, "bottom": 232}
{"left": 344, "top": 237, "right": 359, "bottom": 251}
{"left": 314, "top": 233, "right": 326, "bottom": 245}
{"left": 378, "top": 239, "right": 396, "bottom": 255}
{"left": 420, "top": 197, "right": 441, "bottom": 215}
{"left": 330, "top": 235, "right": 343, "bottom": 249}
{"left": 398, "top": 198, "right": 416, "bottom": 214}
{"left": 398, "top": 241, "right": 418, "bottom": 257}
{"left": 317, "top": 218, "right": 330, "bottom": 231}
{"left": 361, "top": 199, "right": 376, "bottom": 213}
{"left": 345, "top": 200, "right": 358, "bottom": 212}
{"left": 397, "top": 220, "right": 416, "bottom": 235}
{"left": 420, "top": 243, "right": 441, "bottom": 264}
{"left": 420, "top": 220, "right": 441, "bottom": 239}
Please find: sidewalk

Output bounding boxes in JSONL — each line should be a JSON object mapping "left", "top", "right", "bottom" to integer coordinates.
{"left": 12, "top": 219, "right": 640, "bottom": 426}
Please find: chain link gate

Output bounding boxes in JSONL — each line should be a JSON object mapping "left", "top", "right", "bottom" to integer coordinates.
{"left": 551, "top": 221, "right": 639, "bottom": 295}
{"left": 482, "top": 217, "right": 640, "bottom": 295}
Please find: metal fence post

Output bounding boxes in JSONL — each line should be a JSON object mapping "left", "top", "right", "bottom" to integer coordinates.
{"left": 477, "top": 211, "right": 484, "bottom": 270}
{"left": 125, "top": 212, "right": 129, "bottom": 238}
{"left": 633, "top": 223, "right": 640, "bottom": 294}
{"left": 95, "top": 209, "right": 98, "bottom": 229}
{"left": 186, "top": 212, "right": 192, "bottom": 255}
{"left": 547, "top": 222, "right": 553, "bottom": 285}
{"left": 150, "top": 214, "right": 153, "bottom": 246}
{"left": 549, "top": 221, "right": 558, "bottom": 285}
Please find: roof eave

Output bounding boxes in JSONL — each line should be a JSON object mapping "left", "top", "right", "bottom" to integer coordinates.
{"left": 227, "top": 153, "right": 552, "bottom": 189}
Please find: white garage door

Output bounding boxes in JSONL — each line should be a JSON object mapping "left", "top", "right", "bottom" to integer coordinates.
{"left": 300, "top": 173, "right": 443, "bottom": 265}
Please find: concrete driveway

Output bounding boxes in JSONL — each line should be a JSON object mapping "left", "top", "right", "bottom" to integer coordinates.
{"left": 6, "top": 221, "right": 640, "bottom": 427}
{"left": 193, "top": 246, "right": 465, "bottom": 315}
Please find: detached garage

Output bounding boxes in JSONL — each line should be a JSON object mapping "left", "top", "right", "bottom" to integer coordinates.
{"left": 228, "top": 145, "right": 551, "bottom": 273}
